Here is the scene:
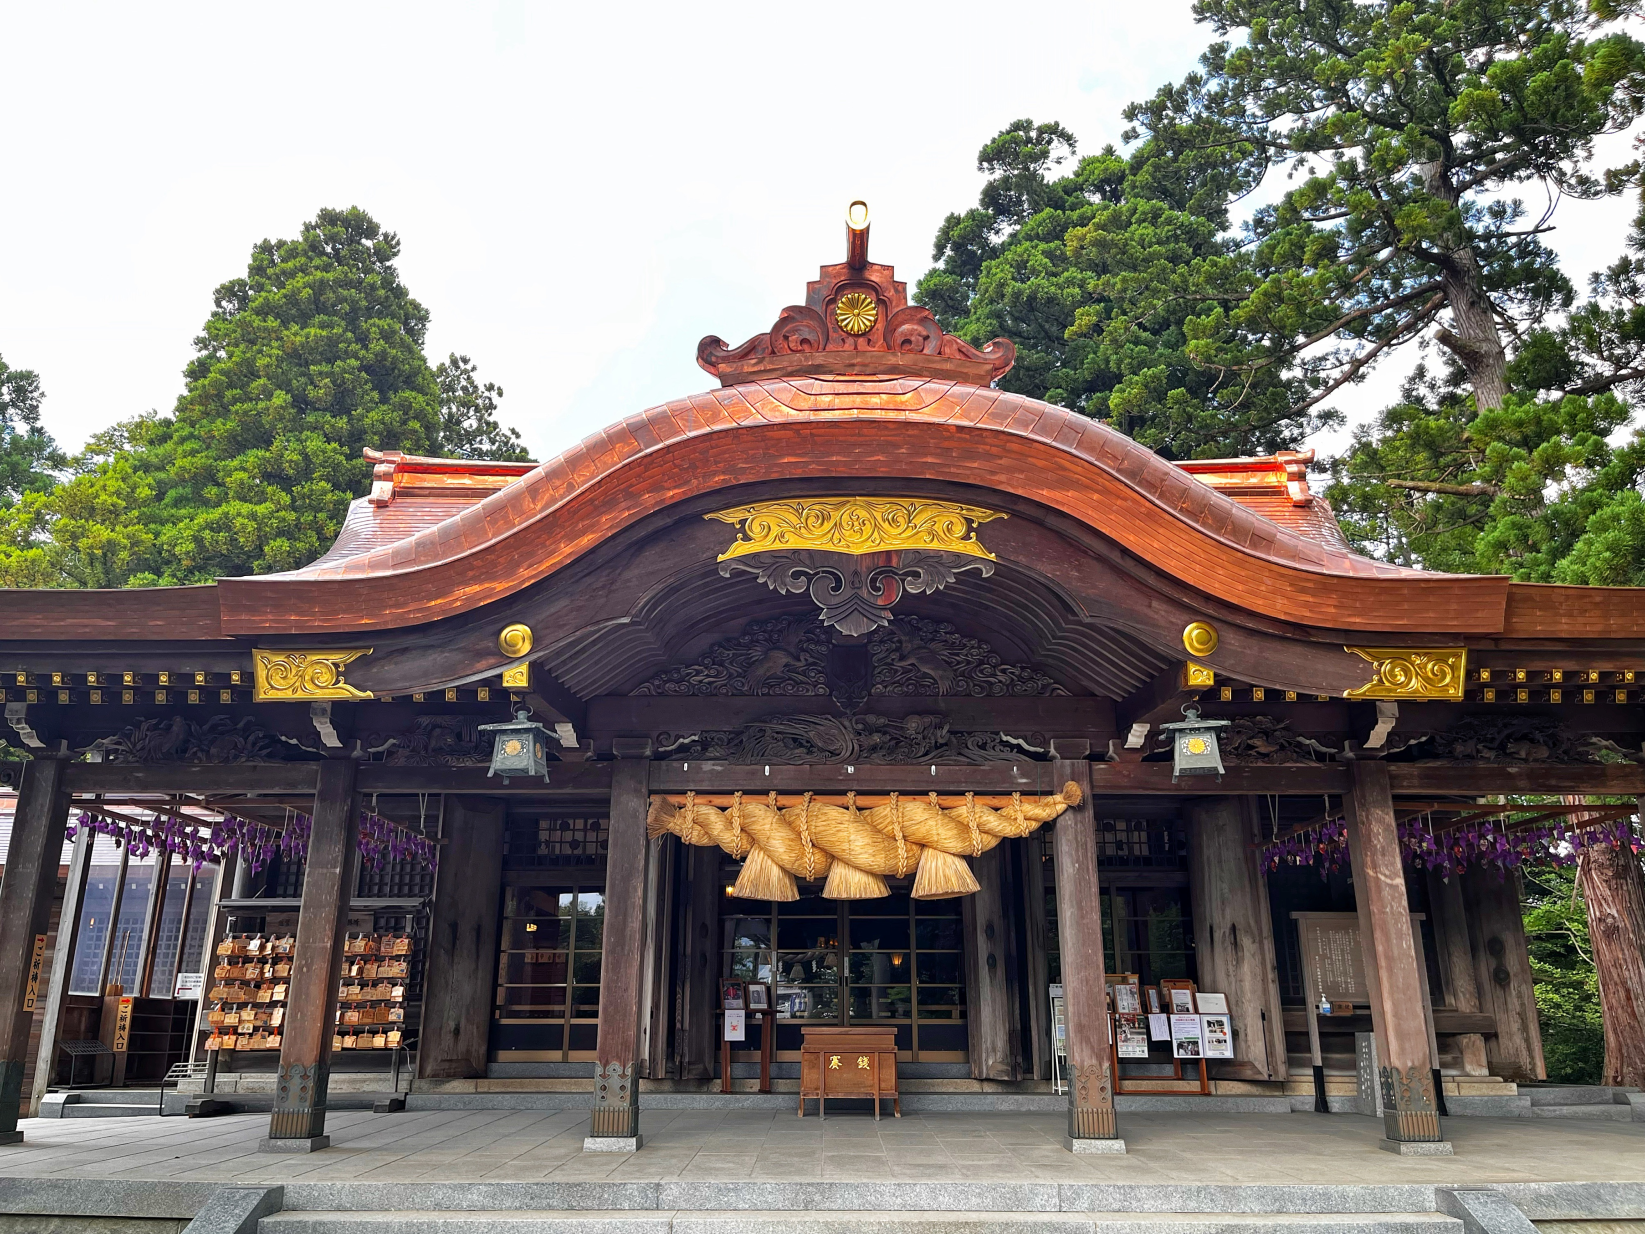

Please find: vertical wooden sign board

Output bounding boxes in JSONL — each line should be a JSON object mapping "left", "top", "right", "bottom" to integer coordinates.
{"left": 21, "top": 936, "right": 47, "bottom": 1013}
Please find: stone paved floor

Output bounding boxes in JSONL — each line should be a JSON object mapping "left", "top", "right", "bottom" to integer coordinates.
{"left": 0, "top": 1110, "right": 1641, "bottom": 1187}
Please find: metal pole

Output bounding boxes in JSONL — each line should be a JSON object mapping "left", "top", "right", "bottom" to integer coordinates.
{"left": 136, "top": 849, "right": 171, "bottom": 998}
{"left": 166, "top": 867, "right": 198, "bottom": 998}
{"left": 95, "top": 844, "right": 130, "bottom": 995}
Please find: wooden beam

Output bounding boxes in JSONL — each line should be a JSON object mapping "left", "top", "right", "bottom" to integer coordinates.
{"left": 1114, "top": 663, "right": 1201, "bottom": 748}
{"left": 265, "top": 759, "right": 358, "bottom": 1150}
{"left": 1088, "top": 763, "right": 1349, "bottom": 795}
{"left": 590, "top": 695, "right": 1117, "bottom": 739}
{"left": 0, "top": 756, "right": 72, "bottom": 1143}
{"left": 1388, "top": 764, "right": 1645, "bottom": 795}
{"left": 65, "top": 764, "right": 320, "bottom": 794}
{"left": 356, "top": 763, "right": 613, "bottom": 795}
{"left": 651, "top": 763, "right": 1089, "bottom": 793}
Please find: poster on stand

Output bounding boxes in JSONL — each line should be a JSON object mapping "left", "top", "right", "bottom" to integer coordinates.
{"left": 1116, "top": 1014, "right": 1150, "bottom": 1058}
{"left": 1170, "top": 1014, "right": 1203, "bottom": 1058}
{"left": 724, "top": 1009, "right": 746, "bottom": 1041}
{"left": 1201, "top": 1014, "right": 1234, "bottom": 1059}
{"left": 1146, "top": 987, "right": 1161, "bottom": 1014}
{"left": 1147, "top": 1013, "right": 1170, "bottom": 1041}
{"left": 1113, "top": 984, "right": 1142, "bottom": 1014}
{"left": 1195, "top": 992, "right": 1229, "bottom": 1014}
{"left": 1168, "top": 988, "right": 1196, "bottom": 1014}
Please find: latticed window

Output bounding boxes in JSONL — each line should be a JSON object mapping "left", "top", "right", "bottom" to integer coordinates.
{"left": 722, "top": 877, "right": 967, "bottom": 1060}
{"left": 502, "top": 814, "right": 609, "bottom": 869}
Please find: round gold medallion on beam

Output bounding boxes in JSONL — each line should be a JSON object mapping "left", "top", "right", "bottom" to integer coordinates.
{"left": 834, "top": 292, "right": 878, "bottom": 335}
{"left": 498, "top": 623, "right": 534, "bottom": 658}
{"left": 1182, "top": 621, "right": 1218, "bottom": 658}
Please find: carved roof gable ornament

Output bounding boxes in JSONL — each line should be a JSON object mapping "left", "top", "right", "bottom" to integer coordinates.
{"left": 696, "top": 201, "right": 1016, "bottom": 386}
{"left": 708, "top": 497, "right": 1004, "bottom": 637}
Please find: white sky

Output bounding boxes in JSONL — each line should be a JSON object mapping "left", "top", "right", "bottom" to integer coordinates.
{"left": 1, "top": 2, "right": 1638, "bottom": 466}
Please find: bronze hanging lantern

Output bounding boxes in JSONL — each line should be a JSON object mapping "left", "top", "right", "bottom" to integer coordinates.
{"left": 1158, "top": 704, "right": 1230, "bottom": 783}
{"left": 478, "top": 709, "right": 552, "bottom": 783}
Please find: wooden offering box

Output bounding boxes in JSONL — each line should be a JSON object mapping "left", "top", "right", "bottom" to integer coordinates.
{"left": 798, "top": 1026, "right": 900, "bottom": 1120}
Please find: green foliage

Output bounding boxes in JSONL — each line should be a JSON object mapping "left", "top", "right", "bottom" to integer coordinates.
{"left": 1523, "top": 862, "right": 1605, "bottom": 1084}
{"left": 126, "top": 206, "right": 443, "bottom": 582}
{"left": 1126, "top": 0, "right": 1645, "bottom": 411}
{"left": 0, "top": 353, "right": 64, "bottom": 509}
{"left": 0, "top": 421, "right": 160, "bottom": 588}
{"left": 434, "top": 354, "right": 529, "bottom": 461}
{"left": 918, "top": 119, "right": 1332, "bottom": 458}
{"left": 1324, "top": 364, "right": 1645, "bottom": 574}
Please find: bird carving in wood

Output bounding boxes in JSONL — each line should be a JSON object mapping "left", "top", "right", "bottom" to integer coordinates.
{"left": 742, "top": 620, "right": 810, "bottom": 694}
{"left": 884, "top": 624, "right": 957, "bottom": 695}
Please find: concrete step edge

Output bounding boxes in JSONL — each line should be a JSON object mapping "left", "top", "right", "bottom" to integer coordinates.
{"left": 258, "top": 1212, "right": 1464, "bottom": 1233}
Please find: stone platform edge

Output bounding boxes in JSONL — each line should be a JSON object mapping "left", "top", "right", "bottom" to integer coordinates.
{"left": 3, "top": 1178, "right": 1642, "bottom": 1222}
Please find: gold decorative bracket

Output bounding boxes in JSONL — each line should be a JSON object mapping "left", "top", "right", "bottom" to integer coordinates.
{"left": 708, "top": 497, "right": 1004, "bottom": 562}
{"left": 1343, "top": 647, "right": 1467, "bottom": 700}
{"left": 252, "top": 649, "right": 374, "bottom": 701}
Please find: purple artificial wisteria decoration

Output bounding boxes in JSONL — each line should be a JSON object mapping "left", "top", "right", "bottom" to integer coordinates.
{"left": 66, "top": 805, "right": 437, "bottom": 875}
{"left": 1259, "top": 807, "right": 1642, "bottom": 880}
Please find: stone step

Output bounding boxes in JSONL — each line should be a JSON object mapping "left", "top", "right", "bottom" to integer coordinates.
{"left": 61, "top": 1102, "right": 166, "bottom": 1118}
{"left": 260, "top": 1211, "right": 1464, "bottom": 1234}
{"left": 1523, "top": 1084, "right": 1632, "bottom": 1107}
{"left": 1525, "top": 1103, "right": 1635, "bottom": 1121}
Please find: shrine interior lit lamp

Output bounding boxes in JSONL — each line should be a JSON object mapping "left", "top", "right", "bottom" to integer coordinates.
{"left": 1158, "top": 704, "right": 1230, "bottom": 783}
{"left": 478, "top": 709, "right": 552, "bottom": 783}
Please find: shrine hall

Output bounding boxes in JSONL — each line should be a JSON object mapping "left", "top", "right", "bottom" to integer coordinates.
{"left": 4, "top": 203, "right": 1645, "bottom": 1163}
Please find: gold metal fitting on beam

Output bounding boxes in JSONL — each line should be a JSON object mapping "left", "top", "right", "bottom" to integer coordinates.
{"left": 1182, "top": 662, "right": 1214, "bottom": 688}
{"left": 498, "top": 623, "right": 534, "bottom": 658}
{"left": 1343, "top": 647, "right": 1467, "bottom": 700}
{"left": 252, "top": 649, "right": 373, "bottom": 701}
{"left": 709, "top": 497, "right": 1004, "bottom": 562}
{"left": 1182, "top": 621, "right": 1219, "bottom": 658}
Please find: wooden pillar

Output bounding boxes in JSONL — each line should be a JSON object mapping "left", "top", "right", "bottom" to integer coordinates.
{"left": 1020, "top": 836, "right": 1052, "bottom": 1080}
{"left": 677, "top": 844, "right": 720, "bottom": 1081}
{"left": 1459, "top": 865, "right": 1545, "bottom": 1083}
{"left": 28, "top": 821, "right": 94, "bottom": 1116}
{"left": 1185, "top": 797, "right": 1288, "bottom": 1081}
{"left": 963, "top": 845, "right": 1020, "bottom": 1081}
{"left": 418, "top": 795, "right": 505, "bottom": 1079}
{"left": 1050, "top": 758, "right": 1121, "bottom": 1151}
{"left": 638, "top": 833, "right": 675, "bottom": 1080}
{"left": 587, "top": 750, "right": 650, "bottom": 1150}
{"left": 1425, "top": 870, "right": 1490, "bottom": 1077}
{"left": 1343, "top": 761, "right": 1445, "bottom": 1148}
{"left": 263, "top": 758, "right": 359, "bottom": 1152}
{"left": 0, "top": 756, "right": 72, "bottom": 1143}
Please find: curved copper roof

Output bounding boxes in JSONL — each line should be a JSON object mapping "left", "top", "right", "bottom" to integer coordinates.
{"left": 211, "top": 376, "right": 1519, "bottom": 636}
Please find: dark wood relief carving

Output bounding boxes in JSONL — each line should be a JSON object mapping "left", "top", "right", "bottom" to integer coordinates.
{"left": 92, "top": 716, "right": 305, "bottom": 764}
{"left": 655, "top": 713, "right": 1048, "bottom": 765}
{"left": 360, "top": 716, "right": 491, "bottom": 766}
{"left": 719, "top": 548, "right": 992, "bottom": 637}
{"left": 1410, "top": 715, "right": 1599, "bottom": 764}
{"left": 1216, "top": 716, "right": 1342, "bottom": 765}
{"left": 632, "top": 616, "right": 1066, "bottom": 700}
